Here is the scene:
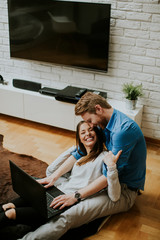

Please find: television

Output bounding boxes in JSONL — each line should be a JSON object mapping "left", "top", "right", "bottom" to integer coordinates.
{"left": 7, "top": 0, "right": 111, "bottom": 72}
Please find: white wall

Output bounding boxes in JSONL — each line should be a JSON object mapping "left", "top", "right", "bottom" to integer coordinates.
{"left": 0, "top": 0, "right": 160, "bottom": 140}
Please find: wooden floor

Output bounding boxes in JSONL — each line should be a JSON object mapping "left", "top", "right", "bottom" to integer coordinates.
{"left": 0, "top": 114, "right": 160, "bottom": 240}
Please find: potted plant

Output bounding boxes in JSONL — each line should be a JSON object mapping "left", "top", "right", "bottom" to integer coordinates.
{"left": 122, "top": 82, "right": 143, "bottom": 110}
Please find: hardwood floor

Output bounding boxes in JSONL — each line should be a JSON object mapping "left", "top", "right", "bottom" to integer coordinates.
{"left": 0, "top": 114, "right": 76, "bottom": 165}
{"left": 0, "top": 114, "right": 160, "bottom": 240}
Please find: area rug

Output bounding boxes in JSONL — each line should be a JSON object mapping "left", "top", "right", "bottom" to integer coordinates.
{"left": 0, "top": 134, "right": 48, "bottom": 204}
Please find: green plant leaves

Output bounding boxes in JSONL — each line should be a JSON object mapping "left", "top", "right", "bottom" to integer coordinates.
{"left": 122, "top": 83, "right": 143, "bottom": 100}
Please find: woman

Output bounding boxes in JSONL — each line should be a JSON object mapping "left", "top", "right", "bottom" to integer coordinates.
{"left": 0, "top": 121, "right": 121, "bottom": 239}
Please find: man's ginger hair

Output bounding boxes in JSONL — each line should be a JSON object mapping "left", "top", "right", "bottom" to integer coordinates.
{"left": 75, "top": 92, "right": 111, "bottom": 115}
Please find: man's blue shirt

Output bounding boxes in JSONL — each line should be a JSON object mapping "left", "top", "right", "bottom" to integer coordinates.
{"left": 72, "top": 109, "right": 147, "bottom": 190}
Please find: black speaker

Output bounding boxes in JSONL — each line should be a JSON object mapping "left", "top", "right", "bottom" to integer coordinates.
{"left": 13, "top": 79, "right": 41, "bottom": 92}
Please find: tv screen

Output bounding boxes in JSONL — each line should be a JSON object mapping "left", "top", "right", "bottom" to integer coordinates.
{"left": 7, "top": 0, "right": 111, "bottom": 72}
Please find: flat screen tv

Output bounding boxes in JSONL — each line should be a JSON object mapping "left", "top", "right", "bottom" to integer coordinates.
{"left": 7, "top": 0, "right": 111, "bottom": 72}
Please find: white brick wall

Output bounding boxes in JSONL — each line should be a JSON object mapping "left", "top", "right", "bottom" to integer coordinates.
{"left": 0, "top": 0, "right": 160, "bottom": 140}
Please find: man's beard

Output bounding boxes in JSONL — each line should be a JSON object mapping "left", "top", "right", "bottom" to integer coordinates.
{"left": 98, "top": 117, "right": 108, "bottom": 129}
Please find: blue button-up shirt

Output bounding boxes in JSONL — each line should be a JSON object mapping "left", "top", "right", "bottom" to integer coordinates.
{"left": 72, "top": 109, "right": 147, "bottom": 190}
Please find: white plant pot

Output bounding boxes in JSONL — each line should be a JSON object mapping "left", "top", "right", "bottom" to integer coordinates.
{"left": 125, "top": 99, "right": 137, "bottom": 110}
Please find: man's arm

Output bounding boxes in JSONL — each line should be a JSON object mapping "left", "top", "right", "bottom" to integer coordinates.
{"left": 50, "top": 175, "right": 107, "bottom": 209}
{"left": 71, "top": 147, "right": 85, "bottom": 160}
{"left": 50, "top": 150, "right": 122, "bottom": 209}
{"left": 79, "top": 175, "right": 107, "bottom": 198}
{"left": 104, "top": 128, "right": 138, "bottom": 177}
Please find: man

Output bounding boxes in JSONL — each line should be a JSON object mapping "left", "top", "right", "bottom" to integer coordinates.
{"left": 73, "top": 92, "right": 147, "bottom": 192}
{"left": 62, "top": 91, "right": 147, "bottom": 239}
{"left": 19, "top": 92, "right": 146, "bottom": 240}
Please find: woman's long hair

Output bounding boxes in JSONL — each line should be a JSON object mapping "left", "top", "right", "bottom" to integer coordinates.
{"left": 76, "top": 121, "right": 106, "bottom": 166}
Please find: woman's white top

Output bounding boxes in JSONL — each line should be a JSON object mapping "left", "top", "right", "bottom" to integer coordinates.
{"left": 56, "top": 151, "right": 106, "bottom": 194}
{"left": 46, "top": 147, "right": 121, "bottom": 202}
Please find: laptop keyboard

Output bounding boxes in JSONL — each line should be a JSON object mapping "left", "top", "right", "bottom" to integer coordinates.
{"left": 46, "top": 193, "right": 60, "bottom": 217}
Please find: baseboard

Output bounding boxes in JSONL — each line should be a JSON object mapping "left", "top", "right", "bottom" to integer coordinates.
{"left": 145, "top": 137, "right": 160, "bottom": 146}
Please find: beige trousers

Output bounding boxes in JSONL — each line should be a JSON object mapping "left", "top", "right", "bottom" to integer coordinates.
{"left": 19, "top": 184, "right": 137, "bottom": 240}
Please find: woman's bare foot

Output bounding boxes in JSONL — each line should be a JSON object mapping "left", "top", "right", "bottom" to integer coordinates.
{"left": 2, "top": 203, "right": 15, "bottom": 211}
{"left": 5, "top": 208, "right": 16, "bottom": 220}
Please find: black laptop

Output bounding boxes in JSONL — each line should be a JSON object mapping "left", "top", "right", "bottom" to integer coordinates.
{"left": 9, "top": 160, "right": 67, "bottom": 219}
{"left": 55, "top": 86, "right": 87, "bottom": 104}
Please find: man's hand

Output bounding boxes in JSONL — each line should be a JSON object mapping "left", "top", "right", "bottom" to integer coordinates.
{"left": 103, "top": 150, "right": 122, "bottom": 167}
{"left": 50, "top": 193, "right": 77, "bottom": 210}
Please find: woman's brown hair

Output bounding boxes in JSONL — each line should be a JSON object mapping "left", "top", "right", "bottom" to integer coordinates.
{"left": 76, "top": 121, "right": 106, "bottom": 166}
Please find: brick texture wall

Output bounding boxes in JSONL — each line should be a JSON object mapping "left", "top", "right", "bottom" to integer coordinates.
{"left": 0, "top": 0, "right": 160, "bottom": 139}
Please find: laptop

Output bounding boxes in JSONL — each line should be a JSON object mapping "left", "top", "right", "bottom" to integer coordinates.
{"left": 55, "top": 86, "right": 87, "bottom": 104}
{"left": 39, "top": 87, "right": 60, "bottom": 97}
{"left": 9, "top": 160, "right": 68, "bottom": 219}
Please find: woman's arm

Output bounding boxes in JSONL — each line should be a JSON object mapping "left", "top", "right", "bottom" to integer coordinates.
{"left": 37, "top": 155, "right": 76, "bottom": 188}
{"left": 106, "top": 164, "right": 121, "bottom": 202}
{"left": 103, "top": 150, "right": 122, "bottom": 202}
{"left": 46, "top": 145, "right": 76, "bottom": 176}
{"left": 78, "top": 151, "right": 122, "bottom": 201}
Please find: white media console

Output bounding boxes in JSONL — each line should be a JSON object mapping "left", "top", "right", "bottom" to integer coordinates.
{"left": 0, "top": 84, "right": 143, "bottom": 131}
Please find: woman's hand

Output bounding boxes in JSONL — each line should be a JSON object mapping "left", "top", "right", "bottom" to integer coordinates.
{"left": 50, "top": 193, "right": 77, "bottom": 210}
{"left": 103, "top": 150, "right": 122, "bottom": 167}
{"left": 37, "top": 174, "right": 57, "bottom": 188}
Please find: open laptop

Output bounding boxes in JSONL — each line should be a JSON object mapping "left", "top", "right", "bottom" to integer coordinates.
{"left": 9, "top": 160, "right": 68, "bottom": 219}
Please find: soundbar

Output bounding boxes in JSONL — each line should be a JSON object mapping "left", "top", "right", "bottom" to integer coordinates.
{"left": 13, "top": 79, "right": 41, "bottom": 92}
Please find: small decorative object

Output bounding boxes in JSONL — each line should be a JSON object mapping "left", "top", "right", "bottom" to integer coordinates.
{"left": 0, "top": 75, "right": 8, "bottom": 85}
{"left": 122, "top": 82, "right": 143, "bottom": 110}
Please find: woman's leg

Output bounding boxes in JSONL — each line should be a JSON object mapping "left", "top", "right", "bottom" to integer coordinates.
{"left": 0, "top": 202, "right": 15, "bottom": 212}
{"left": 15, "top": 207, "right": 45, "bottom": 227}
{"left": 0, "top": 197, "right": 28, "bottom": 212}
{"left": 0, "top": 197, "right": 45, "bottom": 228}
{"left": 0, "top": 197, "right": 23, "bottom": 227}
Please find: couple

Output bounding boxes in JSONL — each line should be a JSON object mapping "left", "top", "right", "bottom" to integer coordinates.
{"left": 0, "top": 92, "right": 147, "bottom": 239}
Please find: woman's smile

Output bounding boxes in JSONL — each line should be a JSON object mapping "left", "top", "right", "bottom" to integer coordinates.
{"left": 85, "top": 136, "right": 94, "bottom": 142}
{"left": 79, "top": 122, "right": 97, "bottom": 153}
